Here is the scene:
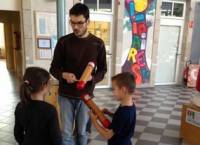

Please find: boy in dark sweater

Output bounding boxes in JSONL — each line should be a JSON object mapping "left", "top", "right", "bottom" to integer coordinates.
{"left": 89, "top": 72, "right": 136, "bottom": 145}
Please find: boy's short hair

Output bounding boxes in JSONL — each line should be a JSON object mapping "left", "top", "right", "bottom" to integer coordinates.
{"left": 112, "top": 72, "right": 136, "bottom": 94}
{"left": 69, "top": 3, "right": 89, "bottom": 20}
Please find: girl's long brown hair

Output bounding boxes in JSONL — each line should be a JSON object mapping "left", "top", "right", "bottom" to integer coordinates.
{"left": 20, "top": 67, "right": 50, "bottom": 105}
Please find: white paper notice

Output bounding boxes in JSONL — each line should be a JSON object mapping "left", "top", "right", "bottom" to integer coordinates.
{"left": 39, "top": 49, "right": 52, "bottom": 59}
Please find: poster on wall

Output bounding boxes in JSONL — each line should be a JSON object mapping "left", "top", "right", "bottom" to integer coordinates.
{"left": 35, "top": 12, "right": 61, "bottom": 59}
{"left": 186, "top": 108, "right": 200, "bottom": 128}
{"left": 38, "top": 49, "right": 52, "bottom": 59}
{"left": 122, "top": 0, "right": 157, "bottom": 85}
{"left": 35, "top": 12, "right": 57, "bottom": 48}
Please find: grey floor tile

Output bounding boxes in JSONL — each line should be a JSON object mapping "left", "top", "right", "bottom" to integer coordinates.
{"left": 144, "top": 127, "right": 164, "bottom": 134}
{"left": 136, "top": 140, "right": 159, "bottom": 145}
{"left": 160, "top": 136, "right": 182, "bottom": 145}
{"left": 151, "top": 117, "right": 169, "bottom": 123}
{"left": 165, "top": 124, "right": 180, "bottom": 131}
{"left": 140, "top": 133, "right": 161, "bottom": 142}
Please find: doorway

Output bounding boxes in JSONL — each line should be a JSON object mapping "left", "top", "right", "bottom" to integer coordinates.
{"left": 0, "top": 23, "right": 5, "bottom": 59}
{"left": 155, "top": 25, "right": 181, "bottom": 84}
{"left": 155, "top": 0, "right": 186, "bottom": 85}
{"left": 0, "top": 10, "right": 22, "bottom": 78}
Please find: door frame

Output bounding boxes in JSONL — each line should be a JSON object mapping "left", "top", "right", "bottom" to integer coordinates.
{"left": 155, "top": 18, "right": 185, "bottom": 85}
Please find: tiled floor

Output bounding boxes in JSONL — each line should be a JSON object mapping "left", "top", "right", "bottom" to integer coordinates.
{"left": 0, "top": 60, "right": 20, "bottom": 145}
{"left": 0, "top": 59, "right": 199, "bottom": 145}
{"left": 91, "top": 87, "right": 199, "bottom": 145}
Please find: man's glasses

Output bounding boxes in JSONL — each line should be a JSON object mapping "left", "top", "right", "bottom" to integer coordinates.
{"left": 69, "top": 20, "right": 87, "bottom": 27}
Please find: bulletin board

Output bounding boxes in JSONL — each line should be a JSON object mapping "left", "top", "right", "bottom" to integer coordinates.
{"left": 35, "top": 12, "right": 57, "bottom": 60}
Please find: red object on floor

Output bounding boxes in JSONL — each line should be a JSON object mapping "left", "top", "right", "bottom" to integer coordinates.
{"left": 187, "top": 64, "right": 200, "bottom": 87}
{"left": 196, "top": 68, "right": 200, "bottom": 92}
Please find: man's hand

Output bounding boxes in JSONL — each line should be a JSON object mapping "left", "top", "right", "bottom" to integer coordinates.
{"left": 87, "top": 75, "right": 93, "bottom": 82}
{"left": 62, "top": 72, "right": 78, "bottom": 84}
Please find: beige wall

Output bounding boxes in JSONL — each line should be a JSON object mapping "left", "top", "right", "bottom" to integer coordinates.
{"left": 19, "top": 0, "right": 200, "bottom": 86}
{"left": 34, "top": 0, "right": 73, "bottom": 70}
{"left": 21, "top": 0, "right": 74, "bottom": 71}
{"left": 114, "top": 0, "right": 197, "bottom": 86}
{"left": 114, "top": 0, "right": 124, "bottom": 74}
{"left": 0, "top": 0, "right": 21, "bottom": 11}
{"left": 179, "top": 0, "right": 200, "bottom": 83}
{"left": 149, "top": 0, "right": 161, "bottom": 86}
{"left": 183, "top": 0, "right": 197, "bottom": 63}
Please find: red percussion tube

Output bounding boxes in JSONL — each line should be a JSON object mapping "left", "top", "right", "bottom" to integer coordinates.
{"left": 76, "top": 62, "right": 95, "bottom": 90}
{"left": 81, "top": 94, "right": 111, "bottom": 128}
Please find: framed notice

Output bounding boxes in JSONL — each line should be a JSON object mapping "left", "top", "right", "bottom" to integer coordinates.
{"left": 186, "top": 108, "right": 200, "bottom": 128}
{"left": 36, "top": 37, "right": 52, "bottom": 60}
{"left": 37, "top": 38, "right": 51, "bottom": 49}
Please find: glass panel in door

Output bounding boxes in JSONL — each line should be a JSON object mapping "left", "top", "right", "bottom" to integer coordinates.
{"left": 84, "top": 0, "right": 97, "bottom": 11}
{"left": 155, "top": 26, "right": 180, "bottom": 84}
{"left": 88, "top": 15, "right": 112, "bottom": 87}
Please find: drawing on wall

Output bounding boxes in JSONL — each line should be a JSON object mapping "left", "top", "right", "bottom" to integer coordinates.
{"left": 122, "top": 0, "right": 157, "bottom": 85}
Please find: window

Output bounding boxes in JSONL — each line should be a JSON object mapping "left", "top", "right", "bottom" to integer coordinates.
{"left": 161, "top": 2, "right": 173, "bottom": 16}
{"left": 173, "top": 3, "right": 184, "bottom": 17}
{"left": 99, "top": 0, "right": 112, "bottom": 12}
{"left": 83, "top": 0, "right": 112, "bottom": 12}
{"left": 161, "top": 1, "right": 185, "bottom": 18}
{"left": 84, "top": 0, "right": 97, "bottom": 11}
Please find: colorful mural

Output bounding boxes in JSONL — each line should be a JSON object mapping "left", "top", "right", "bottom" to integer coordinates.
{"left": 122, "top": 0, "right": 156, "bottom": 85}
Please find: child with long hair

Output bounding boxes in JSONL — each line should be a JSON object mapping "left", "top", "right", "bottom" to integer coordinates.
{"left": 89, "top": 72, "right": 136, "bottom": 145}
{"left": 14, "top": 67, "right": 62, "bottom": 145}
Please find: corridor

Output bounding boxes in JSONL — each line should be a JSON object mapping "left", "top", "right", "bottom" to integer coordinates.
{"left": 0, "top": 59, "right": 20, "bottom": 145}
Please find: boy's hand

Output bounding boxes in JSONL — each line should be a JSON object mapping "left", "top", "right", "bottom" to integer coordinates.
{"left": 102, "top": 108, "right": 110, "bottom": 114}
{"left": 89, "top": 111, "right": 97, "bottom": 122}
{"left": 102, "top": 108, "right": 113, "bottom": 116}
